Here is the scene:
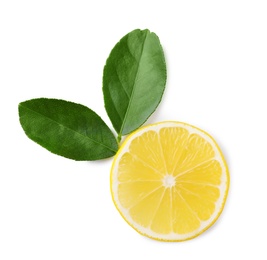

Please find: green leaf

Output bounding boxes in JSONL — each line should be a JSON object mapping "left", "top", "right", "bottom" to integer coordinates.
{"left": 103, "top": 29, "right": 167, "bottom": 137}
{"left": 18, "top": 98, "right": 118, "bottom": 161}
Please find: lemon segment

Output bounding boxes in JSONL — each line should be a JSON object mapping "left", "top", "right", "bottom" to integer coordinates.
{"left": 111, "top": 121, "right": 229, "bottom": 241}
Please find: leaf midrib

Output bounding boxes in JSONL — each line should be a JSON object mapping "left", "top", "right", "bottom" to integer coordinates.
{"left": 19, "top": 104, "right": 117, "bottom": 153}
{"left": 119, "top": 30, "right": 149, "bottom": 136}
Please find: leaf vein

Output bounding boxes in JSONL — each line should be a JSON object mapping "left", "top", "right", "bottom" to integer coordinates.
{"left": 20, "top": 104, "right": 117, "bottom": 153}
{"left": 119, "top": 30, "right": 149, "bottom": 135}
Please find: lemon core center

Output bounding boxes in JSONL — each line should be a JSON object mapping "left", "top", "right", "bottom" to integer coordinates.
{"left": 162, "top": 174, "right": 175, "bottom": 188}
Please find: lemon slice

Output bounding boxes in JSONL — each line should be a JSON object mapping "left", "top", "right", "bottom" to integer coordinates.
{"left": 111, "top": 121, "right": 229, "bottom": 241}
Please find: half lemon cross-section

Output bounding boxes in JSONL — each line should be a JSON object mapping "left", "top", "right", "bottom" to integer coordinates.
{"left": 111, "top": 121, "right": 229, "bottom": 241}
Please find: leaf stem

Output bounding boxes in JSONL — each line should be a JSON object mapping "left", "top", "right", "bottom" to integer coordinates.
{"left": 117, "top": 134, "right": 122, "bottom": 143}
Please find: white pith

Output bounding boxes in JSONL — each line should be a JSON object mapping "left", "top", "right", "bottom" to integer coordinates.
{"left": 163, "top": 174, "right": 175, "bottom": 188}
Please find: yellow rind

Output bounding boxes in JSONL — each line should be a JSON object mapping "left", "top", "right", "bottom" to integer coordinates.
{"left": 110, "top": 121, "right": 230, "bottom": 242}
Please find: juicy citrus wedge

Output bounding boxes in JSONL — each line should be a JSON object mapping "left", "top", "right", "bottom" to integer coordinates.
{"left": 110, "top": 122, "right": 229, "bottom": 241}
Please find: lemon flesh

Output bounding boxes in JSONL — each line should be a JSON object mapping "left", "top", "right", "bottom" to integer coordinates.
{"left": 111, "top": 122, "right": 229, "bottom": 241}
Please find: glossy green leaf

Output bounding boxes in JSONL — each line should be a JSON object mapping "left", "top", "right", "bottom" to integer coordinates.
{"left": 103, "top": 29, "right": 167, "bottom": 137}
{"left": 18, "top": 98, "right": 118, "bottom": 161}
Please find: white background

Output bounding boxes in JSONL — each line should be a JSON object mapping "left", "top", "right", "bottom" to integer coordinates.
{"left": 1, "top": 0, "right": 267, "bottom": 259}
